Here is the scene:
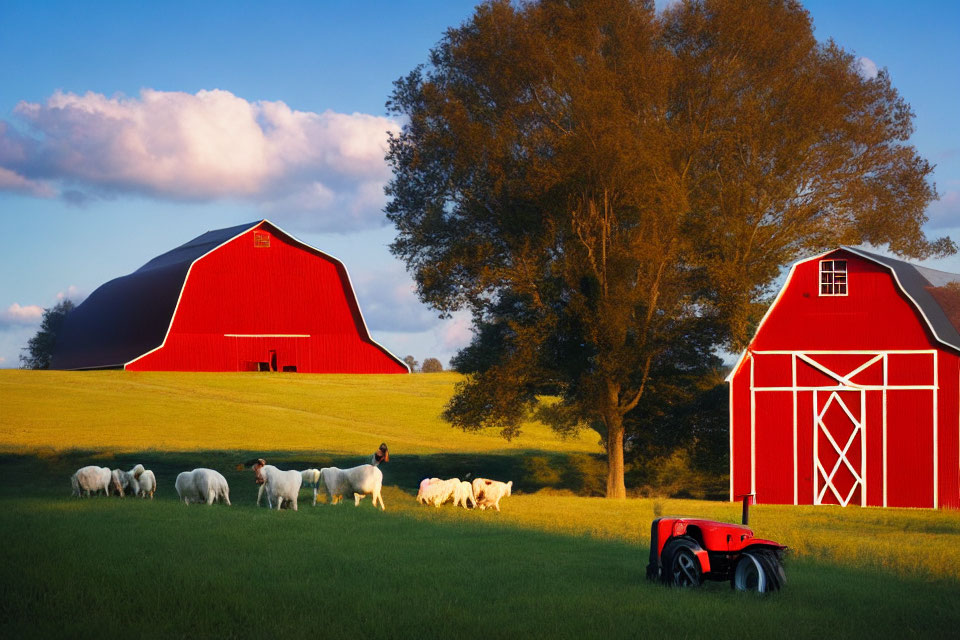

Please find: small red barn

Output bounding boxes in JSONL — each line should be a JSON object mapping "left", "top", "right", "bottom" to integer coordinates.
{"left": 727, "top": 248, "right": 960, "bottom": 509}
{"left": 51, "top": 220, "right": 408, "bottom": 374}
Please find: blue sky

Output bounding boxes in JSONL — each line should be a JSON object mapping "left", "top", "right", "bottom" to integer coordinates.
{"left": 1, "top": 0, "right": 957, "bottom": 369}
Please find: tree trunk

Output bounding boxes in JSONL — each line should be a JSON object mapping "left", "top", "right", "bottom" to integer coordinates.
{"left": 605, "top": 413, "right": 626, "bottom": 499}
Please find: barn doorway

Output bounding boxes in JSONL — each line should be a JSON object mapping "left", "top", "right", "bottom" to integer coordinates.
{"left": 813, "top": 389, "right": 864, "bottom": 507}
{"left": 226, "top": 334, "right": 309, "bottom": 373}
{"left": 748, "top": 349, "right": 939, "bottom": 508}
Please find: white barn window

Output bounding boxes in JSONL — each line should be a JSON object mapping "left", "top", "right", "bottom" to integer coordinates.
{"left": 819, "top": 259, "right": 847, "bottom": 296}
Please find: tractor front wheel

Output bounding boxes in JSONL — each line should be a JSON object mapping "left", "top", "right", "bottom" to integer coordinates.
{"left": 661, "top": 536, "right": 703, "bottom": 588}
{"left": 733, "top": 550, "right": 785, "bottom": 593}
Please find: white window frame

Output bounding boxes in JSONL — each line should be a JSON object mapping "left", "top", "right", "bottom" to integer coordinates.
{"left": 819, "top": 259, "right": 848, "bottom": 296}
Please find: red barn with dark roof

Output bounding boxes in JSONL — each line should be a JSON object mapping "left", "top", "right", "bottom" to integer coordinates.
{"left": 727, "top": 248, "right": 960, "bottom": 509}
{"left": 51, "top": 220, "right": 408, "bottom": 374}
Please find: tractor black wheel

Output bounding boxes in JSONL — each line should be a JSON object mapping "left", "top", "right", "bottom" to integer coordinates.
{"left": 733, "top": 549, "right": 786, "bottom": 593}
{"left": 661, "top": 536, "right": 703, "bottom": 588}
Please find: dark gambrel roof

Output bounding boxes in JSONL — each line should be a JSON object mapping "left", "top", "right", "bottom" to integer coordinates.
{"left": 845, "top": 246, "right": 960, "bottom": 352}
{"left": 51, "top": 222, "right": 261, "bottom": 370}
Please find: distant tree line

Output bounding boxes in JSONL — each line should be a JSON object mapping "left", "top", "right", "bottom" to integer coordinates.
{"left": 402, "top": 355, "right": 445, "bottom": 373}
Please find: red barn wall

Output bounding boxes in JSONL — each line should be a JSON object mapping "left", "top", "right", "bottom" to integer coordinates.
{"left": 730, "top": 250, "right": 960, "bottom": 509}
{"left": 127, "top": 226, "right": 406, "bottom": 374}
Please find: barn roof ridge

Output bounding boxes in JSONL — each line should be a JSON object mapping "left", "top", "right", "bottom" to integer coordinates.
{"left": 134, "top": 221, "right": 262, "bottom": 273}
{"left": 842, "top": 246, "right": 960, "bottom": 352}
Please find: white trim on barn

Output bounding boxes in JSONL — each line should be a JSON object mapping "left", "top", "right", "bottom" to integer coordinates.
{"left": 223, "top": 334, "right": 311, "bottom": 338}
{"left": 748, "top": 349, "right": 939, "bottom": 508}
{"left": 729, "top": 370, "right": 735, "bottom": 503}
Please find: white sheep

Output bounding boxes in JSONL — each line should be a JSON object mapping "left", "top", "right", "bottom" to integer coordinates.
{"left": 109, "top": 465, "right": 143, "bottom": 497}
{"left": 175, "top": 468, "right": 231, "bottom": 505}
{"left": 251, "top": 459, "right": 302, "bottom": 511}
{"left": 300, "top": 468, "right": 322, "bottom": 506}
{"left": 473, "top": 478, "right": 513, "bottom": 511}
{"left": 320, "top": 464, "right": 384, "bottom": 510}
{"left": 137, "top": 469, "right": 157, "bottom": 498}
{"left": 71, "top": 465, "right": 112, "bottom": 497}
{"left": 419, "top": 478, "right": 460, "bottom": 507}
{"left": 417, "top": 477, "right": 441, "bottom": 504}
{"left": 455, "top": 480, "right": 477, "bottom": 509}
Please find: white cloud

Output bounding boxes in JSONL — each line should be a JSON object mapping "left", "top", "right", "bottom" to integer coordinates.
{"left": 56, "top": 285, "right": 84, "bottom": 302}
{"left": 352, "top": 264, "right": 439, "bottom": 333}
{"left": 857, "top": 56, "right": 879, "bottom": 80}
{"left": 0, "top": 89, "right": 401, "bottom": 231}
{"left": 0, "top": 166, "right": 54, "bottom": 197}
{"left": 441, "top": 310, "right": 474, "bottom": 350}
{"left": 0, "top": 303, "right": 43, "bottom": 329}
{"left": 371, "top": 309, "right": 475, "bottom": 371}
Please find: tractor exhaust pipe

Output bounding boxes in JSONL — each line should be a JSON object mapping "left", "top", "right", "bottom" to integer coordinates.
{"left": 739, "top": 493, "right": 755, "bottom": 525}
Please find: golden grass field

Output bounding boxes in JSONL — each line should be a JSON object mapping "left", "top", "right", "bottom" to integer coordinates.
{"left": 2, "top": 369, "right": 959, "bottom": 583}
{"left": 0, "top": 370, "right": 601, "bottom": 454}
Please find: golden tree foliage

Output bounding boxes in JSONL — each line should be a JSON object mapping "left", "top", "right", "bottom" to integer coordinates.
{"left": 385, "top": 0, "right": 952, "bottom": 497}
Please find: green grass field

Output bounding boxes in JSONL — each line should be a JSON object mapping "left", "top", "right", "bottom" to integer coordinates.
{"left": 1, "top": 371, "right": 959, "bottom": 638}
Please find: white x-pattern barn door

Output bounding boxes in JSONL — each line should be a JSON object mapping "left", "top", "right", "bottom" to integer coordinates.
{"left": 748, "top": 349, "right": 939, "bottom": 508}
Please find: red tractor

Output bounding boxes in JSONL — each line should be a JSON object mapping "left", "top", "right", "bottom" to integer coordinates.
{"left": 645, "top": 495, "right": 786, "bottom": 592}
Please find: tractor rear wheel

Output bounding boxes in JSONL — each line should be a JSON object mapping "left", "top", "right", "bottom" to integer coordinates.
{"left": 661, "top": 536, "right": 703, "bottom": 588}
{"left": 733, "top": 550, "right": 785, "bottom": 592}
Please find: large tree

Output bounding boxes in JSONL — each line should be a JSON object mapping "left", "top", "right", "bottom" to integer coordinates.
{"left": 20, "top": 300, "right": 75, "bottom": 370}
{"left": 385, "top": 0, "right": 952, "bottom": 497}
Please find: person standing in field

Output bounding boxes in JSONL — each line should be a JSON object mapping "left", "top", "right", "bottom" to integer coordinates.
{"left": 371, "top": 443, "right": 389, "bottom": 466}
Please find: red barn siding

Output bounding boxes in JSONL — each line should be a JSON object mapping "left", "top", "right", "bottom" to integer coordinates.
{"left": 126, "top": 224, "right": 406, "bottom": 374}
{"left": 729, "top": 249, "right": 960, "bottom": 509}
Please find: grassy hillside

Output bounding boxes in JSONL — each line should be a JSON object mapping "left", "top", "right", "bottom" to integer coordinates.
{"left": 0, "top": 370, "right": 601, "bottom": 455}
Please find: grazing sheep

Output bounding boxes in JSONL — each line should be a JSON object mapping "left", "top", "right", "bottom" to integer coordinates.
{"left": 109, "top": 466, "right": 142, "bottom": 497}
{"left": 250, "top": 459, "right": 302, "bottom": 511}
{"left": 136, "top": 469, "right": 157, "bottom": 498}
{"left": 419, "top": 478, "right": 460, "bottom": 507}
{"left": 175, "top": 468, "right": 231, "bottom": 505}
{"left": 417, "top": 477, "right": 441, "bottom": 504}
{"left": 300, "top": 468, "right": 322, "bottom": 506}
{"left": 320, "top": 464, "right": 384, "bottom": 510}
{"left": 473, "top": 479, "right": 513, "bottom": 511}
{"left": 71, "top": 466, "right": 112, "bottom": 497}
{"left": 455, "top": 481, "right": 477, "bottom": 509}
